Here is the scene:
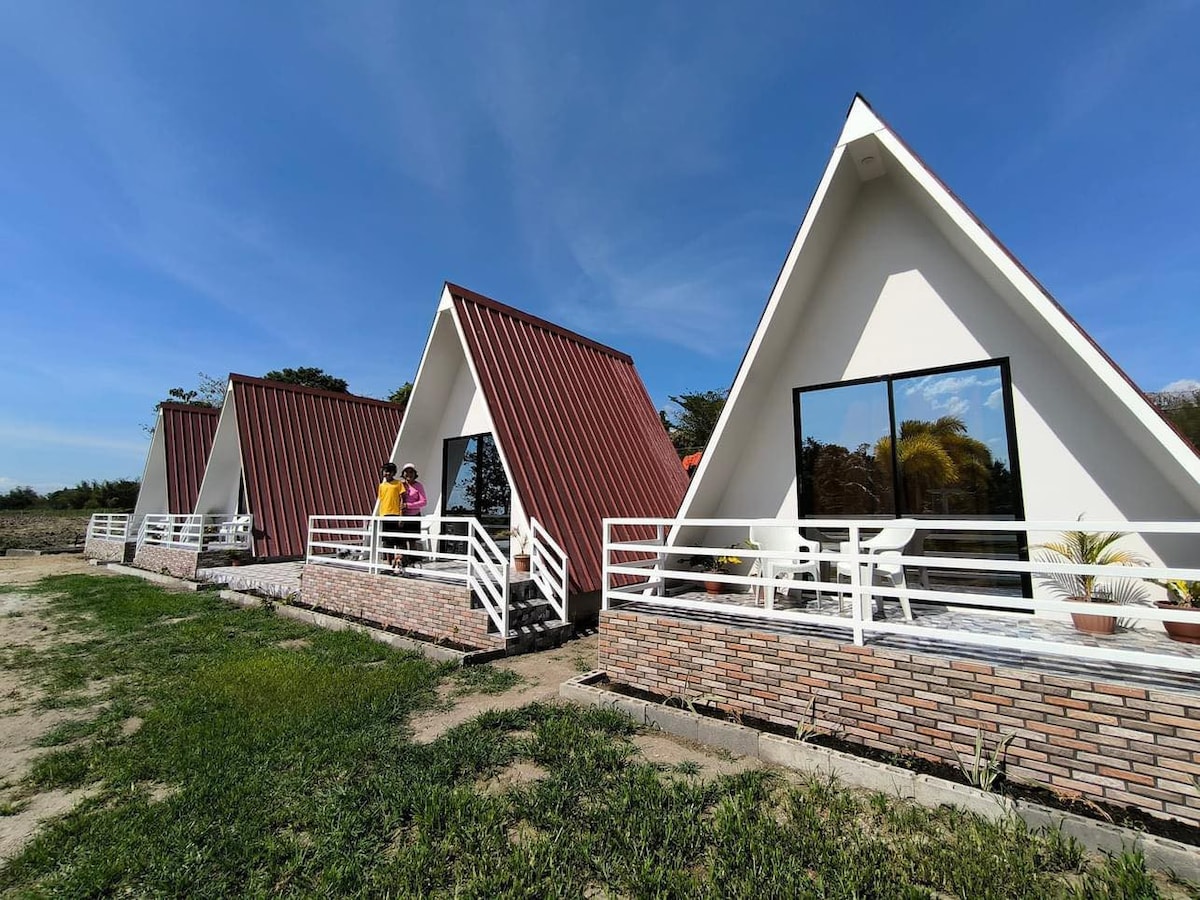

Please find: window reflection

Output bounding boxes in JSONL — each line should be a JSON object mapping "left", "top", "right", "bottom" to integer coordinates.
{"left": 891, "top": 367, "right": 1015, "bottom": 517}
{"left": 797, "top": 382, "right": 892, "bottom": 516}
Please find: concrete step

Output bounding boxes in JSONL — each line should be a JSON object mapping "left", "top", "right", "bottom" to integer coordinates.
{"left": 507, "top": 596, "right": 559, "bottom": 630}
{"left": 504, "top": 618, "right": 573, "bottom": 654}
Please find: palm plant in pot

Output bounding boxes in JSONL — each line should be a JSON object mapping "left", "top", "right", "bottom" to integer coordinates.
{"left": 1154, "top": 580, "right": 1200, "bottom": 644}
{"left": 1035, "top": 528, "right": 1145, "bottom": 635}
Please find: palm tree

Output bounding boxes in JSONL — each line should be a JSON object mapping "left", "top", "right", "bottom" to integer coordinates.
{"left": 875, "top": 417, "right": 993, "bottom": 514}
{"left": 1035, "top": 530, "right": 1145, "bottom": 601}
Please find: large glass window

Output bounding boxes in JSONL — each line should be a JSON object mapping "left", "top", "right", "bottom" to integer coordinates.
{"left": 442, "top": 433, "right": 511, "bottom": 538}
{"left": 794, "top": 359, "right": 1026, "bottom": 597}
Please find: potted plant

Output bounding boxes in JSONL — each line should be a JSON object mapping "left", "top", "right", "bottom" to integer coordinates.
{"left": 1154, "top": 580, "right": 1200, "bottom": 644}
{"left": 1035, "top": 528, "right": 1145, "bottom": 635}
{"left": 510, "top": 528, "right": 531, "bottom": 573}
{"left": 703, "top": 553, "right": 743, "bottom": 595}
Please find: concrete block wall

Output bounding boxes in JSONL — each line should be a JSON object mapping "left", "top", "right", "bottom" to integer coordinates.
{"left": 84, "top": 537, "right": 135, "bottom": 564}
{"left": 301, "top": 564, "right": 505, "bottom": 651}
{"left": 599, "top": 608, "right": 1200, "bottom": 829}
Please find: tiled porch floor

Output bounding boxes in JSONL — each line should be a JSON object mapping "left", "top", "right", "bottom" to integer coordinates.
{"left": 199, "top": 559, "right": 534, "bottom": 600}
{"left": 621, "top": 587, "right": 1200, "bottom": 695}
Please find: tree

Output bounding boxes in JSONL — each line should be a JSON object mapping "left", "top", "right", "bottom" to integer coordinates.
{"left": 1149, "top": 388, "right": 1200, "bottom": 450}
{"left": 263, "top": 367, "right": 348, "bottom": 393}
{"left": 387, "top": 382, "right": 413, "bottom": 407}
{"left": 875, "top": 416, "right": 996, "bottom": 515}
{"left": 157, "top": 373, "right": 225, "bottom": 409}
{"left": 661, "top": 390, "right": 728, "bottom": 456}
{"left": 0, "top": 486, "right": 42, "bottom": 510}
{"left": 144, "top": 373, "right": 226, "bottom": 434}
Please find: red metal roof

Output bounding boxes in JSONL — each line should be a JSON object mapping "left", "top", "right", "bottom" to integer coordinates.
{"left": 230, "top": 375, "right": 405, "bottom": 559}
{"left": 159, "top": 404, "right": 220, "bottom": 515}
{"left": 448, "top": 284, "right": 689, "bottom": 594}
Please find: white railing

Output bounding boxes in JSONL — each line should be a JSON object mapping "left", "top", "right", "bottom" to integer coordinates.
{"left": 602, "top": 517, "right": 1200, "bottom": 674}
{"left": 87, "top": 513, "right": 137, "bottom": 542}
{"left": 307, "top": 515, "right": 512, "bottom": 634}
{"left": 529, "top": 517, "right": 569, "bottom": 622}
{"left": 139, "top": 513, "right": 253, "bottom": 551}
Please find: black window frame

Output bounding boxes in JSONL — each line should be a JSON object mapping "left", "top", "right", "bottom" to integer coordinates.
{"left": 792, "top": 357, "right": 1025, "bottom": 520}
{"left": 793, "top": 358, "right": 1030, "bottom": 600}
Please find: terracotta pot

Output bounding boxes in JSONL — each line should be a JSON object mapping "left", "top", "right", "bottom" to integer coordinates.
{"left": 513, "top": 554, "right": 530, "bottom": 573}
{"left": 704, "top": 580, "right": 724, "bottom": 596}
{"left": 1157, "top": 601, "right": 1200, "bottom": 644}
{"left": 1068, "top": 597, "right": 1115, "bottom": 635}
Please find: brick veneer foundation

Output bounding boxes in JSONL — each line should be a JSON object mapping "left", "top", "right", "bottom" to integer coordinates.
{"left": 84, "top": 537, "right": 135, "bottom": 564}
{"left": 599, "top": 608, "right": 1200, "bottom": 828}
{"left": 131, "top": 545, "right": 248, "bottom": 580}
{"left": 301, "top": 564, "right": 504, "bottom": 651}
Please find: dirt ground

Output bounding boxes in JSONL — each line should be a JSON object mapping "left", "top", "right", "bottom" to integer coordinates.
{"left": 0, "top": 558, "right": 117, "bottom": 860}
{"left": 0, "top": 511, "right": 91, "bottom": 554}
{"left": 0, "top": 558, "right": 752, "bottom": 863}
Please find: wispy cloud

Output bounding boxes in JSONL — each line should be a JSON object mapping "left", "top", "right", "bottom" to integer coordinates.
{"left": 0, "top": 5, "right": 369, "bottom": 358}
{"left": 315, "top": 1, "right": 798, "bottom": 356}
{"left": 0, "top": 421, "right": 148, "bottom": 456}
{"left": 1162, "top": 378, "right": 1200, "bottom": 394}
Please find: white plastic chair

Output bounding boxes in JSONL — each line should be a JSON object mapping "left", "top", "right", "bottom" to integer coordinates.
{"left": 836, "top": 522, "right": 915, "bottom": 620}
{"left": 753, "top": 528, "right": 822, "bottom": 611}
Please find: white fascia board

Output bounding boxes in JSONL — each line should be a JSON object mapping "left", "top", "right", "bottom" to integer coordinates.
{"left": 872, "top": 127, "right": 1200, "bottom": 487}
{"left": 387, "top": 285, "right": 451, "bottom": 471}
{"left": 194, "top": 378, "right": 242, "bottom": 515}
{"left": 446, "top": 300, "right": 524, "bottom": 525}
{"left": 837, "top": 96, "right": 885, "bottom": 147}
{"left": 671, "top": 141, "right": 853, "bottom": 540}
{"left": 133, "top": 410, "right": 167, "bottom": 518}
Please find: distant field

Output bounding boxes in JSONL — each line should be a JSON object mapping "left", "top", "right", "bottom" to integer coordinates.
{"left": 0, "top": 511, "right": 94, "bottom": 553}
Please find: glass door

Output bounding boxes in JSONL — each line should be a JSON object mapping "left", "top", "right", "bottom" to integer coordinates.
{"left": 442, "top": 433, "right": 512, "bottom": 552}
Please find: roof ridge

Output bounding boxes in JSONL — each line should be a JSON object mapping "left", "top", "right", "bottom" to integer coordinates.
{"left": 157, "top": 402, "right": 221, "bottom": 415}
{"left": 445, "top": 282, "right": 634, "bottom": 364}
{"left": 228, "top": 373, "right": 405, "bottom": 408}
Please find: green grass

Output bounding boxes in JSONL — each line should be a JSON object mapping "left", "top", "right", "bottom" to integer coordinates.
{"left": 0, "top": 574, "right": 1188, "bottom": 897}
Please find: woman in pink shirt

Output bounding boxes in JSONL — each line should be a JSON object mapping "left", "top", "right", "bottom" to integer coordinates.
{"left": 398, "top": 463, "right": 427, "bottom": 568}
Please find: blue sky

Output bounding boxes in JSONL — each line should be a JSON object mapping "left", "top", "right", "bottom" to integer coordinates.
{"left": 1, "top": 1, "right": 1198, "bottom": 492}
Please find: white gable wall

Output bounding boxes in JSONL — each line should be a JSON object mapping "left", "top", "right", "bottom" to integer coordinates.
{"left": 193, "top": 384, "right": 243, "bottom": 517}
{"left": 389, "top": 302, "right": 527, "bottom": 531}
{"left": 133, "top": 414, "right": 168, "bottom": 519}
{"left": 699, "top": 173, "right": 1200, "bottom": 565}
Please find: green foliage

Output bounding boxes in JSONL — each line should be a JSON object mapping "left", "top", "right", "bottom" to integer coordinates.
{"left": 1035, "top": 527, "right": 1146, "bottom": 602}
{"left": 386, "top": 381, "right": 413, "bottom": 407}
{"left": 158, "top": 373, "right": 225, "bottom": 409}
{"left": 958, "top": 727, "right": 1017, "bottom": 792}
{"left": 0, "top": 479, "right": 139, "bottom": 511}
{"left": 661, "top": 389, "right": 728, "bottom": 455}
{"left": 1148, "top": 388, "right": 1200, "bottom": 450}
{"left": 0, "top": 486, "right": 40, "bottom": 510}
{"left": 262, "top": 366, "right": 348, "bottom": 393}
{"left": 0, "top": 574, "right": 1185, "bottom": 897}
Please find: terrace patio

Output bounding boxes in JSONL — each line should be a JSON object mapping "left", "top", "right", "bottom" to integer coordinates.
{"left": 599, "top": 516, "right": 1200, "bottom": 829}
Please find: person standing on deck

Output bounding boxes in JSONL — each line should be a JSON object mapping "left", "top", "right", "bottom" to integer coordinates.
{"left": 377, "top": 462, "right": 405, "bottom": 571}
{"left": 397, "top": 463, "right": 427, "bottom": 568}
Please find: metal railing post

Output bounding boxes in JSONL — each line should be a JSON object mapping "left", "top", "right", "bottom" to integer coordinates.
{"left": 848, "top": 525, "right": 864, "bottom": 646}
{"left": 602, "top": 521, "right": 611, "bottom": 611}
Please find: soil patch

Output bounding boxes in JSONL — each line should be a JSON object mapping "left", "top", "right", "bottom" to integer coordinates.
{"left": 0, "top": 584, "right": 110, "bottom": 862}
{"left": 0, "top": 554, "right": 99, "bottom": 586}
{"left": 477, "top": 760, "right": 548, "bottom": 795}
{"left": 0, "top": 511, "right": 92, "bottom": 554}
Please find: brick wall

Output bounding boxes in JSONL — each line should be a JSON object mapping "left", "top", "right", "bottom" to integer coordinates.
{"left": 301, "top": 564, "right": 505, "bottom": 651}
{"left": 599, "top": 608, "right": 1200, "bottom": 828}
{"left": 131, "top": 545, "right": 242, "bottom": 580}
{"left": 84, "top": 537, "right": 134, "bottom": 564}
